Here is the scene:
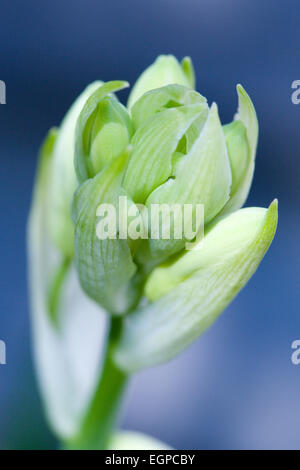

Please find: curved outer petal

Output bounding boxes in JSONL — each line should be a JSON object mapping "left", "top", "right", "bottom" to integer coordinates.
{"left": 89, "top": 96, "right": 133, "bottom": 175}
{"left": 220, "top": 84, "right": 259, "bottom": 215}
{"left": 48, "top": 81, "right": 102, "bottom": 257}
{"left": 114, "top": 201, "right": 278, "bottom": 372}
{"left": 75, "top": 81, "right": 129, "bottom": 183}
{"left": 127, "top": 55, "right": 193, "bottom": 110}
{"left": 223, "top": 120, "right": 250, "bottom": 196}
{"left": 73, "top": 151, "right": 139, "bottom": 314}
{"left": 28, "top": 131, "right": 108, "bottom": 439}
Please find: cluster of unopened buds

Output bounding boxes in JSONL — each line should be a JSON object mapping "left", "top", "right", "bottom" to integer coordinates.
{"left": 28, "top": 55, "right": 277, "bottom": 449}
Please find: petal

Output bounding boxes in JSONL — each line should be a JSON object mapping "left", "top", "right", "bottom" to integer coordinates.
{"left": 73, "top": 151, "right": 139, "bottom": 314}
{"left": 144, "top": 103, "right": 231, "bottom": 260}
{"left": 28, "top": 130, "right": 108, "bottom": 438}
{"left": 75, "top": 81, "right": 129, "bottom": 183}
{"left": 114, "top": 200, "right": 278, "bottom": 372}
{"left": 123, "top": 103, "right": 204, "bottom": 203}
{"left": 131, "top": 84, "right": 206, "bottom": 129}
{"left": 181, "top": 56, "right": 196, "bottom": 89}
{"left": 220, "top": 84, "right": 258, "bottom": 215}
{"left": 127, "top": 55, "right": 192, "bottom": 110}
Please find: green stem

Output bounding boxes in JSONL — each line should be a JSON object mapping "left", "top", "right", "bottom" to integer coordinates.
{"left": 66, "top": 317, "right": 128, "bottom": 450}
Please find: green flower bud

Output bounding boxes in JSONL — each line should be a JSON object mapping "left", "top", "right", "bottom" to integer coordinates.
{"left": 48, "top": 81, "right": 102, "bottom": 257}
{"left": 29, "top": 56, "right": 278, "bottom": 448}
{"left": 127, "top": 55, "right": 195, "bottom": 110}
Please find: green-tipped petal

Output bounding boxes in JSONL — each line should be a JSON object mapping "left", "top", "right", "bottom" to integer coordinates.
{"left": 89, "top": 96, "right": 133, "bottom": 174}
{"left": 131, "top": 84, "right": 206, "bottom": 130}
{"left": 144, "top": 103, "right": 231, "bottom": 260}
{"left": 73, "top": 151, "right": 139, "bottom": 314}
{"left": 220, "top": 84, "right": 258, "bottom": 215}
{"left": 181, "top": 56, "right": 196, "bottom": 89}
{"left": 223, "top": 120, "right": 250, "bottom": 196}
{"left": 123, "top": 103, "right": 205, "bottom": 203}
{"left": 114, "top": 201, "right": 278, "bottom": 372}
{"left": 75, "top": 81, "right": 130, "bottom": 183}
{"left": 48, "top": 81, "right": 102, "bottom": 257}
{"left": 127, "top": 55, "right": 193, "bottom": 110}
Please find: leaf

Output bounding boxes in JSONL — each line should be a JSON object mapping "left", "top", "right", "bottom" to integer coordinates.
{"left": 114, "top": 201, "right": 278, "bottom": 372}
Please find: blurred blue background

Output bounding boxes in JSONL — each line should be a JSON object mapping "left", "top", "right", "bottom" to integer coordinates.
{"left": 0, "top": 0, "right": 299, "bottom": 450}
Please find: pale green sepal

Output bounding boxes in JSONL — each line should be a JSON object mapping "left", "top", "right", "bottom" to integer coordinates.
{"left": 127, "top": 55, "right": 192, "bottom": 110}
{"left": 181, "top": 56, "right": 195, "bottom": 89}
{"left": 73, "top": 151, "right": 139, "bottom": 314}
{"left": 48, "top": 81, "right": 102, "bottom": 257}
{"left": 114, "top": 201, "right": 278, "bottom": 372}
{"left": 220, "top": 84, "right": 258, "bottom": 215}
{"left": 123, "top": 104, "right": 204, "bottom": 203}
{"left": 75, "top": 81, "right": 130, "bottom": 183}
{"left": 144, "top": 103, "right": 231, "bottom": 260}
{"left": 109, "top": 431, "right": 172, "bottom": 450}
{"left": 28, "top": 130, "right": 108, "bottom": 439}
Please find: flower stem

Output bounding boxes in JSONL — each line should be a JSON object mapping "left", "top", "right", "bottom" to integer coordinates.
{"left": 66, "top": 316, "right": 128, "bottom": 450}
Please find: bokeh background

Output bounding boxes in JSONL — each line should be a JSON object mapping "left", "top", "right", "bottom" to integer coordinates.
{"left": 0, "top": 0, "right": 299, "bottom": 450}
